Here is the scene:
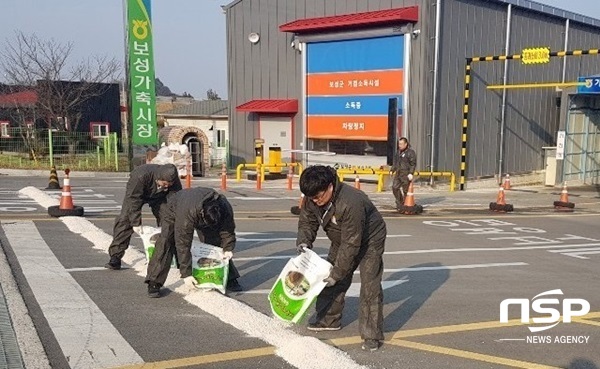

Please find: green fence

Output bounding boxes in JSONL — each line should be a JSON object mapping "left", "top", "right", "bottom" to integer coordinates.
{"left": 0, "top": 128, "right": 127, "bottom": 171}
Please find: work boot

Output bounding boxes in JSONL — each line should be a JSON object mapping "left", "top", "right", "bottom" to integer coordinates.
{"left": 361, "top": 339, "right": 381, "bottom": 352}
{"left": 226, "top": 279, "right": 243, "bottom": 292}
{"left": 104, "top": 256, "right": 121, "bottom": 270}
{"left": 147, "top": 282, "right": 161, "bottom": 298}
{"left": 307, "top": 322, "right": 341, "bottom": 331}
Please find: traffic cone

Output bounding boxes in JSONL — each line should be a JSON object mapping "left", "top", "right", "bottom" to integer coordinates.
{"left": 398, "top": 181, "right": 423, "bottom": 215}
{"left": 220, "top": 163, "right": 227, "bottom": 191}
{"left": 59, "top": 169, "right": 74, "bottom": 210}
{"left": 45, "top": 165, "right": 61, "bottom": 190}
{"left": 291, "top": 193, "right": 305, "bottom": 215}
{"left": 503, "top": 174, "right": 511, "bottom": 190}
{"left": 48, "top": 168, "right": 84, "bottom": 217}
{"left": 553, "top": 182, "right": 575, "bottom": 211}
{"left": 354, "top": 175, "right": 361, "bottom": 190}
{"left": 489, "top": 186, "right": 513, "bottom": 212}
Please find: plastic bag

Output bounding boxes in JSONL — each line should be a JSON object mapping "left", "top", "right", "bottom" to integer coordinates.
{"left": 268, "top": 249, "right": 332, "bottom": 323}
{"left": 190, "top": 243, "right": 229, "bottom": 294}
{"left": 137, "top": 226, "right": 176, "bottom": 268}
{"left": 150, "top": 143, "right": 190, "bottom": 177}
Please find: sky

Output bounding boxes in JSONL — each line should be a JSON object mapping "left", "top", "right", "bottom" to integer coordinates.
{"left": 2, "top": 0, "right": 599, "bottom": 100}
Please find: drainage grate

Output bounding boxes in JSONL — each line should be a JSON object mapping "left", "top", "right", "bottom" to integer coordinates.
{"left": 0, "top": 284, "right": 25, "bottom": 369}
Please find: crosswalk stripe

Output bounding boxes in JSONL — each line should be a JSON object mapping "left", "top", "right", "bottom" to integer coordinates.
{"left": 1, "top": 221, "right": 143, "bottom": 369}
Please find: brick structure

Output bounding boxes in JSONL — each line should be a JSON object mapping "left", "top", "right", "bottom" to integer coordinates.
{"left": 159, "top": 126, "right": 210, "bottom": 176}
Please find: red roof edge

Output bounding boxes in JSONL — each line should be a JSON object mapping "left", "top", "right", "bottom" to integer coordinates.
{"left": 0, "top": 90, "right": 38, "bottom": 106}
{"left": 236, "top": 99, "right": 298, "bottom": 114}
{"left": 279, "top": 6, "right": 418, "bottom": 34}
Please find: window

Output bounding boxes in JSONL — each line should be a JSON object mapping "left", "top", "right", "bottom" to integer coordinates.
{"left": 90, "top": 122, "right": 110, "bottom": 138}
{"left": 57, "top": 116, "right": 69, "bottom": 130}
{"left": 216, "top": 129, "right": 226, "bottom": 148}
{"left": 0, "top": 122, "right": 9, "bottom": 137}
{"left": 309, "top": 139, "right": 388, "bottom": 156}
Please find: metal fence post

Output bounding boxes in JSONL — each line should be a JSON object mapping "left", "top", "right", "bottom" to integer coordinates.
{"left": 113, "top": 133, "right": 119, "bottom": 171}
{"left": 48, "top": 129, "right": 54, "bottom": 168}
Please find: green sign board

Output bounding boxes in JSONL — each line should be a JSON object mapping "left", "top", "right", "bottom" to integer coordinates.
{"left": 127, "top": 0, "right": 158, "bottom": 145}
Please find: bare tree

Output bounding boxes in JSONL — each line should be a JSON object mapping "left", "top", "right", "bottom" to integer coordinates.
{"left": 0, "top": 31, "right": 121, "bottom": 158}
{"left": 0, "top": 31, "right": 121, "bottom": 132}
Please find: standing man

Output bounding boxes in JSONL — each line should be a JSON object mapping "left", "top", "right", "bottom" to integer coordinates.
{"left": 391, "top": 137, "right": 417, "bottom": 210}
{"left": 144, "top": 187, "right": 242, "bottom": 298}
{"left": 105, "top": 163, "right": 182, "bottom": 270}
{"left": 296, "top": 166, "right": 386, "bottom": 351}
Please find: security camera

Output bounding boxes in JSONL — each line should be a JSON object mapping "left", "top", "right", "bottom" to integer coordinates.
{"left": 411, "top": 29, "right": 421, "bottom": 37}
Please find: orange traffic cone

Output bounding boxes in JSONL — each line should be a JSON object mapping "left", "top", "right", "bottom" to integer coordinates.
{"left": 489, "top": 186, "right": 513, "bottom": 212}
{"left": 503, "top": 174, "right": 511, "bottom": 190}
{"left": 554, "top": 182, "right": 575, "bottom": 211}
{"left": 48, "top": 168, "right": 84, "bottom": 217}
{"left": 291, "top": 193, "right": 305, "bottom": 215}
{"left": 354, "top": 175, "right": 361, "bottom": 190}
{"left": 59, "top": 169, "right": 74, "bottom": 210}
{"left": 399, "top": 181, "right": 423, "bottom": 215}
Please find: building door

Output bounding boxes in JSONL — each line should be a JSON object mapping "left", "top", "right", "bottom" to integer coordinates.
{"left": 186, "top": 139, "right": 203, "bottom": 177}
{"left": 259, "top": 116, "right": 293, "bottom": 163}
{"left": 563, "top": 109, "right": 600, "bottom": 185}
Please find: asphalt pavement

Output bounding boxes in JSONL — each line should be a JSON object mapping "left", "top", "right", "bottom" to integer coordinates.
{"left": 0, "top": 172, "right": 599, "bottom": 369}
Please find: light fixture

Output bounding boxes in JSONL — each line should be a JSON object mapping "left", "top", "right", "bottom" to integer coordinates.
{"left": 248, "top": 32, "right": 260, "bottom": 44}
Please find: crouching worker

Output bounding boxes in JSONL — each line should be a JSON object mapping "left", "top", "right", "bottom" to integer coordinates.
{"left": 144, "top": 187, "right": 242, "bottom": 297}
{"left": 296, "top": 165, "right": 386, "bottom": 352}
{"left": 105, "top": 163, "right": 182, "bottom": 270}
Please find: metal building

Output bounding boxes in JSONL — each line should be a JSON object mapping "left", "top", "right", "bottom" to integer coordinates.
{"left": 224, "top": 0, "right": 600, "bottom": 187}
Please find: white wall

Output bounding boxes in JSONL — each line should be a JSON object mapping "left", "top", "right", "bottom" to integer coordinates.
{"left": 164, "top": 117, "right": 229, "bottom": 166}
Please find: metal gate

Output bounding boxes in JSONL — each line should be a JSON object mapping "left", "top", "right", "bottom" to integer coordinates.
{"left": 188, "top": 140, "right": 203, "bottom": 177}
{"left": 563, "top": 109, "right": 600, "bottom": 185}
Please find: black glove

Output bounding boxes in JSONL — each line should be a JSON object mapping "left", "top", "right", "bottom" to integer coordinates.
{"left": 296, "top": 243, "right": 312, "bottom": 254}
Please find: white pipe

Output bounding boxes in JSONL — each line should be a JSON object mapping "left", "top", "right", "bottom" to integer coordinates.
{"left": 403, "top": 32, "right": 411, "bottom": 139}
{"left": 429, "top": 0, "right": 442, "bottom": 185}
{"left": 562, "top": 19, "right": 570, "bottom": 83}
{"left": 498, "top": 4, "right": 512, "bottom": 182}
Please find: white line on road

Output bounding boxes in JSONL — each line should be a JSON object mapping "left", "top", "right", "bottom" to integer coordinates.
{"left": 377, "top": 262, "right": 528, "bottom": 273}
{"left": 65, "top": 267, "right": 108, "bottom": 272}
{"left": 1, "top": 220, "right": 143, "bottom": 369}
{"left": 384, "top": 243, "right": 600, "bottom": 255}
{"left": 238, "top": 234, "right": 411, "bottom": 242}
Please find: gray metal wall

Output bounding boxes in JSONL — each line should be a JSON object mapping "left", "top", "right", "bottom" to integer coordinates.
{"left": 437, "top": 0, "right": 600, "bottom": 179}
{"left": 225, "top": 0, "right": 434, "bottom": 167}
{"left": 226, "top": 0, "right": 600, "bottom": 178}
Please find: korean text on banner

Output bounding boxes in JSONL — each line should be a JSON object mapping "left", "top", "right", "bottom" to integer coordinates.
{"left": 128, "top": 0, "right": 158, "bottom": 145}
{"left": 268, "top": 249, "right": 332, "bottom": 323}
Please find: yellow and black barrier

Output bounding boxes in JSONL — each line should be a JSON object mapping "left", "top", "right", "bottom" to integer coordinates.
{"left": 462, "top": 47, "right": 599, "bottom": 191}
{"left": 236, "top": 162, "right": 303, "bottom": 182}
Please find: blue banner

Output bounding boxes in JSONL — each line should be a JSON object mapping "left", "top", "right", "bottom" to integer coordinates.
{"left": 307, "top": 96, "right": 403, "bottom": 116}
{"left": 577, "top": 76, "right": 600, "bottom": 94}
{"left": 307, "top": 36, "right": 404, "bottom": 73}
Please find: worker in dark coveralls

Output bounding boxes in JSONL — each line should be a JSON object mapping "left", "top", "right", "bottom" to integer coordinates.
{"left": 105, "top": 163, "right": 182, "bottom": 270}
{"left": 144, "top": 187, "right": 242, "bottom": 297}
{"left": 295, "top": 165, "right": 386, "bottom": 352}
{"left": 391, "top": 137, "right": 417, "bottom": 210}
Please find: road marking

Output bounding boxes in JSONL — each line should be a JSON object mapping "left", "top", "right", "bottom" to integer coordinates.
{"left": 65, "top": 267, "right": 108, "bottom": 272}
{"left": 238, "top": 234, "right": 410, "bottom": 242}
{"left": 1, "top": 220, "right": 142, "bottom": 368}
{"left": 385, "top": 243, "right": 600, "bottom": 255}
{"left": 113, "top": 346, "right": 276, "bottom": 369}
{"left": 377, "top": 262, "right": 528, "bottom": 273}
{"left": 387, "top": 340, "right": 560, "bottom": 369}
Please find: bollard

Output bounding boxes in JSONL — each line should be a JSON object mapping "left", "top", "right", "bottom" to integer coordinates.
{"left": 287, "top": 164, "right": 293, "bottom": 190}
{"left": 354, "top": 175, "right": 361, "bottom": 190}
{"left": 256, "top": 165, "right": 262, "bottom": 190}
{"left": 221, "top": 163, "right": 227, "bottom": 191}
{"left": 185, "top": 157, "right": 192, "bottom": 189}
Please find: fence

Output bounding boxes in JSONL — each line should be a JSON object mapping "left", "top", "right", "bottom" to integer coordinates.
{"left": 0, "top": 128, "right": 126, "bottom": 171}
